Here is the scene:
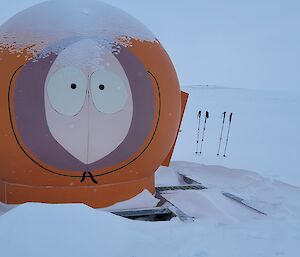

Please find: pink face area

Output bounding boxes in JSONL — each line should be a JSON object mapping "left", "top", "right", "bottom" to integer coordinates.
{"left": 44, "top": 39, "right": 133, "bottom": 164}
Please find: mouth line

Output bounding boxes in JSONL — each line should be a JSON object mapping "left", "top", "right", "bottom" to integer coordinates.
{"left": 80, "top": 171, "right": 98, "bottom": 184}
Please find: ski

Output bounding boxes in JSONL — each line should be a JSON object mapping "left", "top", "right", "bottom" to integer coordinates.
{"left": 223, "top": 112, "right": 233, "bottom": 157}
{"left": 222, "top": 192, "right": 267, "bottom": 215}
{"left": 217, "top": 112, "right": 226, "bottom": 156}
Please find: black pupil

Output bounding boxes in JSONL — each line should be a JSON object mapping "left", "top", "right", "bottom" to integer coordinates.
{"left": 99, "top": 84, "right": 105, "bottom": 90}
{"left": 71, "top": 83, "right": 77, "bottom": 89}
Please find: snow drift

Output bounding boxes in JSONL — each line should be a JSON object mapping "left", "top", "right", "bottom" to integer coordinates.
{"left": 1, "top": 162, "right": 300, "bottom": 257}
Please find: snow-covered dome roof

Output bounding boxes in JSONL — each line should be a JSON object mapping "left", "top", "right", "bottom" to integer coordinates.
{"left": 0, "top": 0, "right": 156, "bottom": 56}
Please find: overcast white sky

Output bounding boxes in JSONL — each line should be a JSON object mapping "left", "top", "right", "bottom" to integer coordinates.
{"left": 1, "top": 0, "right": 300, "bottom": 92}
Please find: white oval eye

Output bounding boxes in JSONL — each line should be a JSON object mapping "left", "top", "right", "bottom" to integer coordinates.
{"left": 47, "top": 67, "right": 87, "bottom": 116}
{"left": 90, "top": 69, "right": 128, "bottom": 114}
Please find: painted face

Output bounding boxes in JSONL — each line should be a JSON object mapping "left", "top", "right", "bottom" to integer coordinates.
{"left": 12, "top": 39, "right": 157, "bottom": 174}
{"left": 44, "top": 39, "right": 133, "bottom": 164}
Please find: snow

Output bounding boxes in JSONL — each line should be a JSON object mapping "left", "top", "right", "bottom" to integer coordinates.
{"left": 1, "top": 87, "right": 300, "bottom": 257}
{"left": 0, "top": 203, "right": 155, "bottom": 257}
{"left": 1, "top": 162, "right": 300, "bottom": 257}
{"left": 100, "top": 189, "right": 160, "bottom": 211}
{"left": 171, "top": 162, "right": 300, "bottom": 220}
{"left": 155, "top": 165, "right": 183, "bottom": 186}
{"left": 0, "top": 202, "right": 16, "bottom": 216}
{"left": 174, "top": 86, "right": 300, "bottom": 187}
{"left": 0, "top": 0, "right": 155, "bottom": 57}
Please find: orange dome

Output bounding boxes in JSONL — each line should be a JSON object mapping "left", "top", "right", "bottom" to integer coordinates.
{"left": 0, "top": 0, "right": 182, "bottom": 207}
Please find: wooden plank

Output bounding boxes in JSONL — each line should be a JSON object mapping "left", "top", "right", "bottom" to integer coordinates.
{"left": 111, "top": 206, "right": 173, "bottom": 218}
{"left": 177, "top": 172, "right": 207, "bottom": 189}
{"left": 156, "top": 184, "right": 206, "bottom": 192}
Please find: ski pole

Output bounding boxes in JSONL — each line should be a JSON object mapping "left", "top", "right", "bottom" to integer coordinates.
{"left": 199, "top": 111, "right": 209, "bottom": 154}
{"left": 195, "top": 111, "right": 202, "bottom": 154}
{"left": 223, "top": 112, "right": 233, "bottom": 157}
{"left": 217, "top": 112, "right": 226, "bottom": 156}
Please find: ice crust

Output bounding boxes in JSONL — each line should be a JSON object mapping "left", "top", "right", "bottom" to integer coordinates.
{"left": 0, "top": 0, "right": 155, "bottom": 57}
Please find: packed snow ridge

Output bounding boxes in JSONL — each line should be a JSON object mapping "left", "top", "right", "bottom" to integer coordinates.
{"left": 1, "top": 162, "right": 300, "bottom": 257}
